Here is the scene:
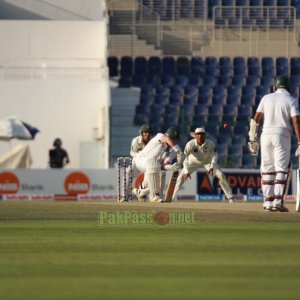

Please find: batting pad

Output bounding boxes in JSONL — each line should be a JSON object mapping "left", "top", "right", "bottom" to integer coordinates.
{"left": 146, "top": 158, "right": 161, "bottom": 199}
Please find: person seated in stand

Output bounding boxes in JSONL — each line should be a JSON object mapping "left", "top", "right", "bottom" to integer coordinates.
{"left": 49, "top": 138, "right": 70, "bottom": 168}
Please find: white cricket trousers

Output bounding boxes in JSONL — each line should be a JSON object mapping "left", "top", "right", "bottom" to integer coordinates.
{"left": 260, "top": 133, "right": 291, "bottom": 208}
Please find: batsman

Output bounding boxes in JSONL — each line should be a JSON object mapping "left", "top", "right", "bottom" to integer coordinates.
{"left": 130, "top": 127, "right": 184, "bottom": 203}
{"left": 248, "top": 76, "right": 300, "bottom": 212}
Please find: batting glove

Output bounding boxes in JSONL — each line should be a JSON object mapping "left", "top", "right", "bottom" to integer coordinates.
{"left": 248, "top": 141, "right": 259, "bottom": 156}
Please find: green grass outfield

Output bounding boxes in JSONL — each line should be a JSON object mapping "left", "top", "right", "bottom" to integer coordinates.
{"left": 0, "top": 201, "right": 300, "bottom": 300}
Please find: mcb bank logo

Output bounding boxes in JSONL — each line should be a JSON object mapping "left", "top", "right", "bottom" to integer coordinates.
{"left": 98, "top": 211, "right": 196, "bottom": 226}
{"left": 64, "top": 172, "right": 90, "bottom": 195}
{"left": 0, "top": 172, "right": 20, "bottom": 194}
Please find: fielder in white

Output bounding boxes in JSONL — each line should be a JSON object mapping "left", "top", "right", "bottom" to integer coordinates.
{"left": 172, "top": 127, "right": 234, "bottom": 202}
{"left": 248, "top": 76, "right": 300, "bottom": 212}
{"left": 130, "top": 127, "right": 184, "bottom": 202}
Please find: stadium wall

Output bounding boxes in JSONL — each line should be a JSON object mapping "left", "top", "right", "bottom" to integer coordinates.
{"left": 0, "top": 19, "right": 110, "bottom": 169}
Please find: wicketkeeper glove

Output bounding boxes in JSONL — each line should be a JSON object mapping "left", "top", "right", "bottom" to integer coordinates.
{"left": 248, "top": 141, "right": 259, "bottom": 156}
{"left": 295, "top": 145, "right": 300, "bottom": 157}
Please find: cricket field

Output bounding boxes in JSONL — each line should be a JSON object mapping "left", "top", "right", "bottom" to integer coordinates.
{"left": 0, "top": 201, "right": 300, "bottom": 300}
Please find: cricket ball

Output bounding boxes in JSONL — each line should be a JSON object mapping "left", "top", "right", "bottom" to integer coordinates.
{"left": 154, "top": 211, "right": 170, "bottom": 226}
{"left": 223, "top": 123, "right": 228, "bottom": 129}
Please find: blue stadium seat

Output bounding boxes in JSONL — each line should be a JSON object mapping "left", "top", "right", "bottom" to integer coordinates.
{"left": 291, "top": 75, "right": 300, "bottom": 87}
{"left": 228, "top": 86, "right": 242, "bottom": 97}
{"left": 163, "top": 56, "right": 176, "bottom": 76}
{"left": 134, "top": 113, "right": 150, "bottom": 126}
{"left": 208, "top": 104, "right": 223, "bottom": 121}
{"left": 215, "top": 144, "right": 228, "bottom": 157}
{"left": 205, "top": 124, "right": 219, "bottom": 140}
{"left": 246, "top": 75, "right": 260, "bottom": 86}
{"left": 156, "top": 85, "right": 171, "bottom": 97}
{"left": 241, "top": 93, "right": 255, "bottom": 106}
{"left": 180, "top": 0, "right": 193, "bottom": 18}
{"left": 165, "top": 0, "right": 180, "bottom": 20}
{"left": 151, "top": 103, "right": 166, "bottom": 115}
{"left": 213, "top": 85, "right": 227, "bottom": 97}
{"left": 260, "top": 75, "right": 273, "bottom": 87}
{"left": 177, "top": 56, "right": 190, "bottom": 76}
{"left": 236, "top": 0, "right": 249, "bottom": 19}
{"left": 218, "top": 133, "right": 232, "bottom": 145}
{"left": 276, "top": 57, "right": 289, "bottom": 76}
{"left": 108, "top": 56, "right": 119, "bottom": 77}
{"left": 181, "top": 103, "right": 195, "bottom": 117}
{"left": 232, "top": 134, "right": 246, "bottom": 145}
{"left": 223, "top": 103, "right": 238, "bottom": 118}
{"left": 199, "top": 85, "right": 213, "bottom": 98}
{"left": 218, "top": 75, "right": 232, "bottom": 86}
{"left": 233, "top": 56, "right": 246, "bottom": 76}
{"left": 135, "top": 103, "right": 151, "bottom": 115}
{"left": 247, "top": 57, "right": 260, "bottom": 77}
{"left": 153, "top": 0, "right": 167, "bottom": 18}
{"left": 190, "top": 56, "right": 205, "bottom": 76}
{"left": 140, "top": 84, "right": 156, "bottom": 96}
{"left": 291, "top": 57, "right": 300, "bottom": 67}
{"left": 194, "top": 0, "right": 206, "bottom": 18}
{"left": 242, "top": 85, "right": 256, "bottom": 96}
{"left": 155, "top": 94, "right": 169, "bottom": 105}
{"left": 212, "top": 94, "right": 227, "bottom": 106}
{"left": 134, "top": 56, "right": 147, "bottom": 76}
{"left": 261, "top": 56, "right": 274, "bottom": 76}
{"left": 175, "top": 75, "right": 189, "bottom": 87}
{"left": 148, "top": 56, "right": 161, "bottom": 76}
{"left": 219, "top": 56, "right": 232, "bottom": 72}
{"left": 208, "top": 0, "right": 222, "bottom": 19}
{"left": 264, "top": 0, "right": 276, "bottom": 5}
{"left": 194, "top": 104, "right": 208, "bottom": 116}
{"left": 238, "top": 104, "right": 253, "bottom": 118}
{"left": 226, "top": 94, "right": 241, "bottom": 106}
{"left": 203, "top": 75, "right": 217, "bottom": 87}
{"left": 120, "top": 56, "right": 133, "bottom": 77}
{"left": 118, "top": 76, "right": 132, "bottom": 87}
{"left": 242, "top": 155, "right": 258, "bottom": 168}
{"left": 132, "top": 75, "right": 146, "bottom": 87}
{"left": 161, "top": 75, "right": 175, "bottom": 87}
{"left": 189, "top": 75, "right": 203, "bottom": 87}
{"left": 185, "top": 84, "right": 199, "bottom": 97}
{"left": 184, "top": 94, "right": 198, "bottom": 105}
{"left": 232, "top": 75, "right": 246, "bottom": 86}
{"left": 146, "top": 74, "right": 161, "bottom": 86}
{"left": 228, "top": 144, "right": 243, "bottom": 156}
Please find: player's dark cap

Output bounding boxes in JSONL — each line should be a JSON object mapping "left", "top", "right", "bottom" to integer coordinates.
{"left": 274, "top": 76, "right": 291, "bottom": 92}
{"left": 166, "top": 127, "right": 180, "bottom": 140}
{"left": 139, "top": 123, "right": 154, "bottom": 134}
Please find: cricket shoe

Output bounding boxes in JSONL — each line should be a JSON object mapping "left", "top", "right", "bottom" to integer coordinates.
{"left": 132, "top": 187, "right": 150, "bottom": 202}
{"left": 119, "top": 198, "right": 128, "bottom": 203}
{"left": 150, "top": 196, "right": 163, "bottom": 203}
{"left": 264, "top": 206, "right": 273, "bottom": 212}
{"left": 272, "top": 205, "right": 289, "bottom": 212}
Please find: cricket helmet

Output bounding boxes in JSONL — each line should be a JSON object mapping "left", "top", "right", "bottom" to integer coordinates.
{"left": 274, "top": 76, "right": 291, "bottom": 92}
{"left": 139, "top": 123, "right": 154, "bottom": 134}
{"left": 166, "top": 126, "right": 180, "bottom": 140}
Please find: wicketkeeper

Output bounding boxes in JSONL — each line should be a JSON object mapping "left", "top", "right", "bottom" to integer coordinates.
{"left": 172, "top": 127, "right": 234, "bottom": 202}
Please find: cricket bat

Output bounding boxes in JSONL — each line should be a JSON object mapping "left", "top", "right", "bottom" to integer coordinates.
{"left": 296, "top": 158, "right": 300, "bottom": 212}
{"left": 164, "top": 171, "right": 179, "bottom": 203}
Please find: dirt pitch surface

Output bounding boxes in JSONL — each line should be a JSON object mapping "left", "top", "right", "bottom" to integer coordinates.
{"left": 0, "top": 201, "right": 299, "bottom": 223}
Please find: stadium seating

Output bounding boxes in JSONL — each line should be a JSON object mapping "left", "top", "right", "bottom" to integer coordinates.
{"left": 109, "top": 55, "right": 300, "bottom": 168}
